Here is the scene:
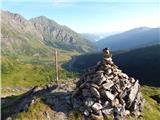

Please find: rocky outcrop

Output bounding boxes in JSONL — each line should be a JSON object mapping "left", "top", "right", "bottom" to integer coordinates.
{"left": 72, "top": 48, "right": 145, "bottom": 120}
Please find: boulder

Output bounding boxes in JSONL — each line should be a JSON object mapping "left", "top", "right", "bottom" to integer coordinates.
{"left": 90, "top": 87, "right": 101, "bottom": 99}
{"left": 92, "top": 102, "right": 103, "bottom": 111}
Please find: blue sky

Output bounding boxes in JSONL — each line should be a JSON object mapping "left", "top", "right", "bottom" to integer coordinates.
{"left": 1, "top": 0, "right": 160, "bottom": 33}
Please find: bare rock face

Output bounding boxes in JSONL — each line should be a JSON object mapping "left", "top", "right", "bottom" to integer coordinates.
{"left": 72, "top": 48, "right": 145, "bottom": 120}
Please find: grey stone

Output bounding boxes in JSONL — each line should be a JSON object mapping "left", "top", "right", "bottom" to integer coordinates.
{"left": 130, "top": 77, "right": 135, "bottom": 83}
{"left": 102, "top": 80, "right": 114, "bottom": 89}
{"left": 111, "top": 98, "right": 120, "bottom": 107}
{"left": 103, "top": 101, "right": 111, "bottom": 108}
{"left": 90, "top": 87, "right": 101, "bottom": 99}
{"left": 129, "top": 80, "right": 139, "bottom": 104}
{"left": 72, "top": 98, "right": 81, "bottom": 108}
{"left": 92, "top": 77, "right": 106, "bottom": 85}
{"left": 65, "top": 95, "right": 71, "bottom": 104}
{"left": 90, "top": 83, "right": 99, "bottom": 89}
{"left": 106, "top": 68, "right": 112, "bottom": 75}
{"left": 96, "top": 70, "right": 104, "bottom": 74}
{"left": 79, "top": 106, "right": 85, "bottom": 112}
{"left": 84, "top": 109, "right": 90, "bottom": 116}
{"left": 6, "top": 117, "right": 12, "bottom": 120}
{"left": 107, "top": 74, "right": 114, "bottom": 79}
{"left": 92, "top": 102, "right": 103, "bottom": 111}
{"left": 104, "top": 91, "right": 115, "bottom": 100}
{"left": 121, "top": 73, "right": 129, "bottom": 79}
{"left": 82, "top": 89, "right": 92, "bottom": 97}
{"left": 85, "top": 98, "right": 94, "bottom": 107}
{"left": 124, "top": 110, "right": 130, "bottom": 115}
{"left": 44, "top": 111, "right": 50, "bottom": 120}
{"left": 102, "top": 107, "right": 113, "bottom": 115}
{"left": 104, "top": 57, "right": 112, "bottom": 62}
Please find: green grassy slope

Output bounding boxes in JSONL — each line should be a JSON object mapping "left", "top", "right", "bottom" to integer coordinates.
{"left": 1, "top": 56, "right": 78, "bottom": 88}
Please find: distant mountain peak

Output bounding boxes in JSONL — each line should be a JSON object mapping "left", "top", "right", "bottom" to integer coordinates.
{"left": 126, "top": 27, "right": 151, "bottom": 33}
{"left": 1, "top": 10, "right": 97, "bottom": 56}
{"left": 96, "top": 27, "right": 159, "bottom": 51}
{"left": 30, "top": 16, "right": 59, "bottom": 26}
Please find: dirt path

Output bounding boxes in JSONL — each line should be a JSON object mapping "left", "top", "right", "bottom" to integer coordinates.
{"left": 1, "top": 86, "right": 31, "bottom": 98}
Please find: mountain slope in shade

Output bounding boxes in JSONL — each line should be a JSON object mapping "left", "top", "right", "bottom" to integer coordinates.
{"left": 96, "top": 27, "right": 160, "bottom": 51}
{"left": 1, "top": 10, "right": 97, "bottom": 57}
{"left": 30, "top": 16, "right": 97, "bottom": 53}
{"left": 64, "top": 45, "right": 160, "bottom": 87}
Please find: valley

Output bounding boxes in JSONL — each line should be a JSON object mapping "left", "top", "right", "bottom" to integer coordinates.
{"left": 64, "top": 45, "right": 160, "bottom": 87}
{"left": 1, "top": 10, "right": 160, "bottom": 120}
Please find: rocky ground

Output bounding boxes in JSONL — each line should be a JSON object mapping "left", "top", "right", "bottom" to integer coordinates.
{"left": 1, "top": 81, "right": 77, "bottom": 120}
{"left": 1, "top": 80, "right": 160, "bottom": 120}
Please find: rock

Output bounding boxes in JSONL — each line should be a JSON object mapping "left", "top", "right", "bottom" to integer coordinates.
{"left": 104, "top": 57, "right": 112, "bottom": 62}
{"left": 107, "top": 74, "right": 114, "bottom": 79}
{"left": 72, "top": 88, "right": 79, "bottom": 97}
{"left": 92, "top": 102, "right": 103, "bottom": 111}
{"left": 124, "top": 110, "right": 130, "bottom": 115}
{"left": 84, "top": 109, "right": 90, "bottom": 116}
{"left": 130, "top": 77, "right": 135, "bottom": 83}
{"left": 106, "top": 68, "right": 112, "bottom": 75}
{"left": 82, "top": 89, "right": 92, "bottom": 97}
{"left": 129, "top": 80, "right": 139, "bottom": 104}
{"left": 90, "top": 87, "right": 101, "bottom": 99}
{"left": 85, "top": 98, "right": 94, "bottom": 107}
{"left": 72, "top": 98, "right": 81, "bottom": 108}
{"left": 112, "top": 98, "right": 120, "bottom": 107}
{"left": 96, "top": 70, "right": 104, "bottom": 74}
{"left": 139, "top": 98, "right": 145, "bottom": 112}
{"left": 90, "top": 83, "right": 99, "bottom": 89}
{"left": 79, "top": 106, "right": 85, "bottom": 112}
{"left": 121, "top": 73, "right": 129, "bottom": 79}
{"left": 93, "top": 77, "right": 106, "bottom": 85}
{"left": 6, "top": 117, "right": 12, "bottom": 120}
{"left": 65, "top": 95, "right": 71, "bottom": 104}
{"left": 33, "top": 86, "right": 43, "bottom": 92}
{"left": 102, "top": 81, "right": 114, "bottom": 89}
{"left": 103, "top": 91, "right": 115, "bottom": 101}
{"left": 103, "top": 101, "right": 111, "bottom": 108}
{"left": 102, "top": 107, "right": 113, "bottom": 115}
{"left": 44, "top": 111, "right": 50, "bottom": 120}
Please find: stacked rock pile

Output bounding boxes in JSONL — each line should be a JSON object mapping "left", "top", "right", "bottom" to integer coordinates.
{"left": 72, "top": 48, "right": 145, "bottom": 120}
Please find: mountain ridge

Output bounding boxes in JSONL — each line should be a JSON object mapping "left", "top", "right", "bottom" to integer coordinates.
{"left": 96, "top": 27, "right": 160, "bottom": 51}
{"left": 1, "top": 10, "right": 97, "bottom": 57}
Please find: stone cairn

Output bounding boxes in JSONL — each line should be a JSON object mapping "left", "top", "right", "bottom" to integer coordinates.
{"left": 72, "top": 48, "right": 145, "bottom": 120}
